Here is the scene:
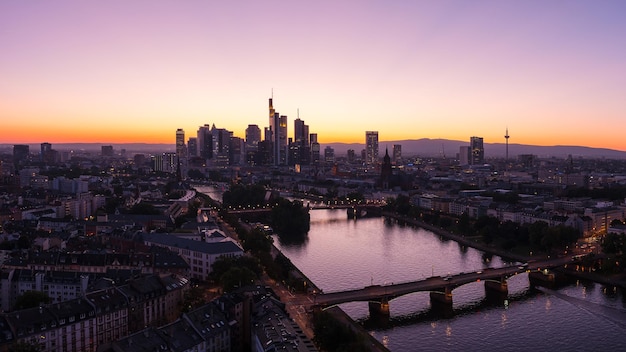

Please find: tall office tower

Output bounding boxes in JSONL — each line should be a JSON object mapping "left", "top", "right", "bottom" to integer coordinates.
{"left": 40, "top": 143, "right": 52, "bottom": 161}
{"left": 459, "top": 146, "right": 470, "bottom": 166}
{"left": 292, "top": 118, "right": 311, "bottom": 165}
{"left": 294, "top": 118, "right": 310, "bottom": 145}
{"left": 229, "top": 136, "right": 244, "bottom": 166}
{"left": 269, "top": 98, "right": 288, "bottom": 165}
{"left": 347, "top": 149, "right": 356, "bottom": 163}
{"left": 324, "top": 146, "right": 335, "bottom": 163}
{"left": 504, "top": 128, "right": 510, "bottom": 160}
{"left": 187, "top": 137, "right": 197, "bottom": 157}
{"left": 197, "top": 124, "right": 212, "bottom": 159}
{"left": 13, "top": 144, "right": 30, "bottom": 170}
{"left": 392, "top": 144, "right": 402, "bottom": 165}
{"left": 175, "top": 128, "right": 186, "bottom": 158}
{"left": 211, "top": 126, "right": 231, "bottom": 166}
{"left": 365, "top": 131, "right": 379, "bottom": 166}
{"left": 245, "top": 124, "right": 261, "bottom": 153}
{"left": 101, "top": 145, "right": 114, "bottom": 157}
{"left": 470, "top": 136, "right": 484, "bottom": 165}
{"left": 166, "top": 152, "right": 177, "bottom": 173}
{"left": 310, "top": 133, "right": 320, "bottom": 164}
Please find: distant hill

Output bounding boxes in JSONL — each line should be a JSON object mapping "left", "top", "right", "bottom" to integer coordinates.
{"left": 2, "top": 139, "right": 624, "bottom": 159}
{"left": 324, "top": 138, "right": 626, "bottom": 159}
{"left": 0, "top": 143, "right": 174, "bottom": 154}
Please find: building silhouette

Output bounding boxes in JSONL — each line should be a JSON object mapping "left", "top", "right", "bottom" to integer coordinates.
{"left": 175, "top": 128, "right": 186, "bottom": 159}
{"left": 380, "top": 147, "right": 392, "bottom": 189}
{"left": 470, "top": 136, "right": 484, "bottom": 165}
{"left": 365, "top": 131, "right": 379, "bottom": 166}
{"left": 268, "top": 98, "right": 287, "bottom": 166}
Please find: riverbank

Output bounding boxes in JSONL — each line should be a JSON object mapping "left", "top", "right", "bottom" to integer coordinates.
{"left": 382, "top": 211, "right": 534, "bottom": 263}
{"left": 383, "top": 211, "right": 626, "bottom": 290}
{"left": 268, "top": 242, "right": 391, "bottom": 352}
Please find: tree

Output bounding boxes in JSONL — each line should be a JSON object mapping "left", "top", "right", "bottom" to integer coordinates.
{"left": 14, "top": 290, "right": 51, "bottom": 310}
{"left": 220, "top": 266, "right": 257, "bottom": 292}
{"left": 128, "top": 202, "right": 161, "bottom": 215}
{"left": 9, "top": 342, "right": 41, "bottom": 352}
{"left": 222, "top": 183, "right": 267, "bottom": 207}
{"left": 270, "top": 199, "right": 310, "bottom": 238}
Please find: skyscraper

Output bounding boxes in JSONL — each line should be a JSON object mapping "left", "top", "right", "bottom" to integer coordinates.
{"left": 470, "top": 136, "right": 484, "bottom": 165}
{"left": 211, "top": 126, "right": 231, "bottom": 167}
{"left": 197, "top": 124, "right": 212, "bottom": 159}
{"left": 365, "top": 131, "right": 379, "bottom": 166}
{"left": 392, "top": 144, "right": 402, "bottom": 165}
{"left": 290, "top": 117, "right": 311, "bottom": 165}
{"left": 187, "top": 137, "right": 197, "bottom": 157}
{"left": 310, "top": 133, "right": 320, "bottom": 164}
{"left": 269, "top": 98, "right": 287, "bottom": 166}
{"left": 40, "top": 143, "right": 51, "bottom": 161}
{"left": 13, "top": 144, "right": 29, "bottom": 170}
{"left": 245, "top": 124, "right": 261, "bottom": 152}
{"left": 176, "top": 128, "right": 186, "bottom": 159}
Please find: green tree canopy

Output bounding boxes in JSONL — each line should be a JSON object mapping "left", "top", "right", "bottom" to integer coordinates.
{"left": 14, "top": 290, "right": 51, "bottom": 310}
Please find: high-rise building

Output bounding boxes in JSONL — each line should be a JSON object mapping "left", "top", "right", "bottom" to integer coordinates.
{"left": 245, "top": 124, "right": 262, "bottom": 166}
{"left": 290, "top": 118, "right": 311, "bottom": 166}
{"left": 211, "top": 126, "right": 231, "bottom": 167}
{"left": 470, "top": 136, "right": 484, "bottom": 165}
{"left": 245, "top": 125, "right": 261, "bottom": 152}
{"left": 269, "top": 98, "right": 287, "bottom": 166}
{"left": 365, "top": 131, "right": 379, "bottom": 166}
{"left": 459, "top": 146, "right": 470, "bottom": 166}
{"left": 40, "top": 143, "right": 51, "bottom": 160}
{"left": 197, "top": 124, "right": 212, "bottom": 159}
{"left": 229, "top": 136, "right": 244, "bottom": 166}
{"left": 187, "top": 137, "right": 197, "bottom": 157}
{"left": 347, "top": 149, "right": 356, "bottom": 164}
{"left": 324, "top": 146, "right": 335, "bottom": 163}
{"left": 13, "top": 144, "right": 29, "bottom": 170}
{"left": 175, "top": 128, "right": 186, "bottom": 159}
{"left": 392, "top": 144, "right": 402, "bottom": 165}
{"left": 310, "top": 133, "right": 320, "bottom": 164}
{"left": 101, "top": 145, "right": 114, "bottom": 157}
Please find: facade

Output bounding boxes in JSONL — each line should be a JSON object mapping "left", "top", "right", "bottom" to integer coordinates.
{"left": 175, "top": 128, "right": 186, "bottom": 159}
{"left": 392, "top": 144, "right": 402, "bottom": 165}
{"left": 459, "top": 146, "right": 470, "bottom": 166}
{"left": 310, "top": 133, "right": 320, "bottom": 164}
{"left": 197, "top": 124, "right": 213, "bottom": 160}
{"left": 245, "top": 125, "right": 261, "bottom": 153}
{"left": 470, "top": 136, "right": 484, "bottom": 165}
{"left": 365, "top": 131, "right": 379, "bottom": 166}
{"left": 187, "top": 137, "right": 198, "bottom": 157}
{"left": 13, "top": 144, "right": 30, "bottom": 169}
{"left": 141, "top": 233, "right": 244, "bottom": 281}
{"left": 269, "top": 98, "right": 288, "bottom": 166}
{"left": 101, "top": 145, "right": 114, "bottom": 157}
{"left": 0, "top": 288, "right": 129, "bottom": 352}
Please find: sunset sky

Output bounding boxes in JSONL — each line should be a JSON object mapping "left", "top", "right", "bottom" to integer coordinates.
{"left": 1, "top": 1, "right": 625, "bottom": 150}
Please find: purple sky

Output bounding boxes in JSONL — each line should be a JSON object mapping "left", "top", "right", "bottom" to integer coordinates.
{"left": 1, "top": 0, "right": 625, "bottom": 149}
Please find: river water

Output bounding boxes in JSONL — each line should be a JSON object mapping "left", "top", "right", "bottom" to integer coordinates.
{"left": 273, "top": 209, "right": 626, "bottom": 351}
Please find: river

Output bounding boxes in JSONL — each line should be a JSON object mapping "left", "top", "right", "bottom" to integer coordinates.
{"left": 274, "top": 209, "right": 626, "bottom": 351}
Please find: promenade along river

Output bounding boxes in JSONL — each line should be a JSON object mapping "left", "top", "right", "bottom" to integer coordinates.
{"left": 274, "top": 209, "right": 626, "bottom": 352}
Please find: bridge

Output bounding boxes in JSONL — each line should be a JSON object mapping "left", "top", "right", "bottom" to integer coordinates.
{"left": 225, "top": 203, "right": 383, "bottom": 215}
{"left": 313, "top": 255, "right": 579, "bottom": 317}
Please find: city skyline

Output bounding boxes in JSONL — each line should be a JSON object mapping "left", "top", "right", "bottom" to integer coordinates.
{"left": 1, "top": 1, "right": 625, "bottom": 151}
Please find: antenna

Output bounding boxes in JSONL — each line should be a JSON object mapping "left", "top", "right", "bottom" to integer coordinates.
{"left": 297, "top": 108, "right": 300, "bottom": 119}
{"left": 504, "top": 127, "right": 510, "bottom": 160}
{"left": 271, "top": 88, "right": 273, "bottom": 99}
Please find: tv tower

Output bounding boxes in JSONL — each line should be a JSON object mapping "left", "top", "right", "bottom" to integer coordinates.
{"left": 504, "top": 127, "right": 510, "bottom": 160}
